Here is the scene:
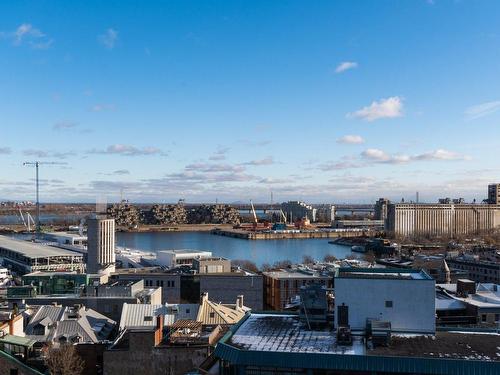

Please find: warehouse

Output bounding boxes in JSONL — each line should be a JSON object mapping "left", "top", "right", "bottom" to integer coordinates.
{"left": 0, "top": 235, "right": 84, "bottom": 274}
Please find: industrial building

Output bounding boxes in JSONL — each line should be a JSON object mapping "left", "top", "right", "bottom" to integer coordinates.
{"left": 0, "top": 235, "right": 84, "bottom": 274}
{"left": 386, "top": 203, "right": 500, "bottom": 238}
{"left": 281, "top": 201, "right": 317, "bottom": 222}
{"left": 87, "top": 215, "right": 116, "bottom": 276}
{"left": 335, "top": 268, "right": 435, "bottom": 334}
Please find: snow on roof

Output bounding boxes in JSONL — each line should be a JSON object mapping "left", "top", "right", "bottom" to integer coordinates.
{"left": 230, "top": 314, "right": 365, "bottom": 355}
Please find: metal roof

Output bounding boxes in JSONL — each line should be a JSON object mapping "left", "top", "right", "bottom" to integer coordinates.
{"left": 0, "top": 235, "right": 82, "bottom": 259}
{"left": 0, "top": 334, "right": 37, "bottom": 347}
{"left": 25, "top": 305, "right": 115, "bottom": 343}
{"left": 119, "top": 303, "right": 199, "bottom": 330}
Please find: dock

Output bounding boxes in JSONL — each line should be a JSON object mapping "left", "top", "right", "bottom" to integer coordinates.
{"left": 211, "top": 228, "right": 375, "bottom": 240}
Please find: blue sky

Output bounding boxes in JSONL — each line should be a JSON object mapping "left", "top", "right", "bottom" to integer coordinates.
{"left": 1, "top": 0, "right": 500, "bottom": 203}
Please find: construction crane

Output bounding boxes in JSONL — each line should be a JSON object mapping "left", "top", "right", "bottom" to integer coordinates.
{"left": 250, "top": 199, "right": 258, "bottom": 226}
{"left": 279, "top": 209, "right": 287, "bottom": 224}
{"left": 23, "top": 161, "right": 65, "bottom": 233}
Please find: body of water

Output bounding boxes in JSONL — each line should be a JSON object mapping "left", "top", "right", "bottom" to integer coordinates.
{"left": 116, "top": 231, "right": 354, "bottom": 267}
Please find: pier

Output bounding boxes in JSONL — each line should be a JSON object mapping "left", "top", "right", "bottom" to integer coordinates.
{"left": 211, "top": 228, "right": 375, "bottom": 240}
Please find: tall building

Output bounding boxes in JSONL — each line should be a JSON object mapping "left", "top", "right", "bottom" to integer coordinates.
{"left": 374, "top": 198, "right": 390, "bottom": 221}
{"left": 488, "top": 183, "right": 500, "bottom": 204}
{"left": 87, "top": 215, "right": 116, "bottom": 275}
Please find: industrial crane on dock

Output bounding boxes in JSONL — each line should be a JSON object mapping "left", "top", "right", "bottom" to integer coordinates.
{"left": 23, "top": 161, "right": 65, "bottom": 233}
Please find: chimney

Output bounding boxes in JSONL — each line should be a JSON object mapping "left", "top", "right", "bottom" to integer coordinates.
{"left": 200, "top": 292, "right": 209, "bottom": 305}
{"left": 236, "top": 295, "right": 244, "bottom": 309}
{"left": 154, "top": 315, "right": 164, "bottom": 346}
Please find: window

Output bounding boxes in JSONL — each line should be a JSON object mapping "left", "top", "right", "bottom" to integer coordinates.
{"left": 495, "top": 314, "right": 499, "bottom": 322}
{"left": 171, "top": 281, "right": 175, "bottom": 288}
{"left": 10, "top": 369, "right": 18, "bottom": 375}
{"left": 209, "top": 312, "right": 215, "bottom": 318}
{"left": 186, "top": 309, "right": 190, "bottom": 314}
{"left": 481, "top": 314, "right": 487, "bottom": 322}
{"left": 385, "top": 301, "right": 393, "bottom": 308}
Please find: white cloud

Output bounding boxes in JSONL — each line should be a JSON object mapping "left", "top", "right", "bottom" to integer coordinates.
{"left": 413, "top": 149, "right": 470, "bottom": 161}
{"left": 336, "top": 135, "right": 365, "bottom": 144}
{"left": 53, "top": 121, "right": 78, "bottom": 130}
{"left": 335, "top": 61, "right": 358, "bottom": 74}
{"left": 361, "top": 148, "right": 468, "bottom": 164}
{"left": 88, "top": 144, "right": 164, "bottom": 156}
{"left": 1, "top": 23, "right": 53, "bottom": 49}
{"left": 347, "top": 96, "right": 403, "bottom": 121}
{"left": 243, "top": 156, "right": 274, "bottom": 166}
{"left": 0, "top": 147, "right": 11, "bottom": 155}
{"left": 98, "top": 28, "right": 118, "bottom": 49}
{"left": 464, "top": 100, "right": 500, "bottom": 120}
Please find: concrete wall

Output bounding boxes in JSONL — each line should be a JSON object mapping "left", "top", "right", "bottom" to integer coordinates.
{"left": 199, "top": 274, "right": 263, "bottom": 310}
{"left": 387, "top": 204, "right": 500, "bottom": 238}
{"left": 87, "top": 217, "right": 115, "bottom": 274}
{"left": 335, "top": 277, "right": 435, "bottom": 333}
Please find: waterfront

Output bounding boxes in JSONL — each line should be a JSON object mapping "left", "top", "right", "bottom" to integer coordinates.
{"left": 116, "top": 231, "right": 354, "bottom": 267}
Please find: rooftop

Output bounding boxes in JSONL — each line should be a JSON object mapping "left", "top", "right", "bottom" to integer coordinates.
{"left": 0, "top": 235, "right": 82, "bottom": 259}
{"left": 263, "top": 267, "right": 332, "bottom": 280}
{"left": 158, "top": 249, "right": 212, "bottom": 255}
{"left": 337, "top": 267, "right": 432, "bottom": 280}
{"left": 224, "top": 313, "right": 500, "bottom": 362}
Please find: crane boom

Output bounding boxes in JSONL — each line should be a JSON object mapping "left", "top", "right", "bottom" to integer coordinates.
{"left": 23, "top": 161, "right": 66, "bottom": 233}
{"left": 250, "top": 199, "right": 258, "bottom": 224}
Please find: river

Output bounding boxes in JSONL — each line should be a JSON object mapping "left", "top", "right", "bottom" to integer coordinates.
{"left": 115, "top": 231, "right": 355, "bottom": 267}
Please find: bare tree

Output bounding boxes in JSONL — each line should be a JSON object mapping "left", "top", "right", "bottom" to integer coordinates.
{"left": 302, "top": 255, "right": 315, "bottom": 265}
{"left": 273, "top": 259, "right": 292, "bottom": 269}
{"left": 232, "top": 259, "right": 259, "bottom": 273}
{"left": 323, "top": 254, "right": 337, "bottom": 263}
{"left": 363, "top": 250, "right": 376, "bottom": 264}
{"left": 44, "top": 343, "right": 84, "bottom": 375}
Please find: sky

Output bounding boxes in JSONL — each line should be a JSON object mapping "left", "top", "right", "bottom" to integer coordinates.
{"left": 1, "top": 0, "right": 500, "bottom": 204}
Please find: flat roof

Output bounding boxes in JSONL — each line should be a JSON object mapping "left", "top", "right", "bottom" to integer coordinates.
{"left": 46, "top": 232, "right": 87, "bottom": 239}
{"left": 23, "top": 271, "right": 84, "bottom": 277}
{"left": 225, "top": 313, "right": 500, "bottom": 361}
{"left": 0, "top": 235, "right": 83, "bottom": 259}
{"left": 263, "top": 269, "right": 331, "bottom": 279}
{"left": 158, "top": 249, "right": 212, "bottom": 255}
{"left": 337, "top": 267, "right": 432, "bottom": 280}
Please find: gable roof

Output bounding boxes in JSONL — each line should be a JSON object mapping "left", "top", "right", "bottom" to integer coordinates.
{"left": 197, "top": 296, "right": 246, "bottom": 326}
{"left": 25, "top": 305, "right": 115, "bottom": 343}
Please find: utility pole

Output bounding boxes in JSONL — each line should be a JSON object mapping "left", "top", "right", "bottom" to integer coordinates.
{"left": 23, "top": 161, "right": 65, "bottom": 233}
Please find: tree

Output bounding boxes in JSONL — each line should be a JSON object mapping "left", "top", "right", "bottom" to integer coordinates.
{"left": 363, "top": 250, "right": 376, "bottom": 264}
{"left": 232, "top": 259, "right": 259, "bottom": 273}
{"left": 44, "top": 343, "right": 84, "bottom": 375}
{"left": 273, "top": 259, "right": 292, "bottom": 269}
{"left": 323, "top": 254, "right": 337, "bottom": 263}
{"left": 302, "top": 255, "right": 315, "bottom": 265}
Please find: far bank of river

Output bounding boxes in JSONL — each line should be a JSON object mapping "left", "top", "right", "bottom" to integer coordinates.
{"left": 116, "top": 231, "right": 355, "bottom": 268}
